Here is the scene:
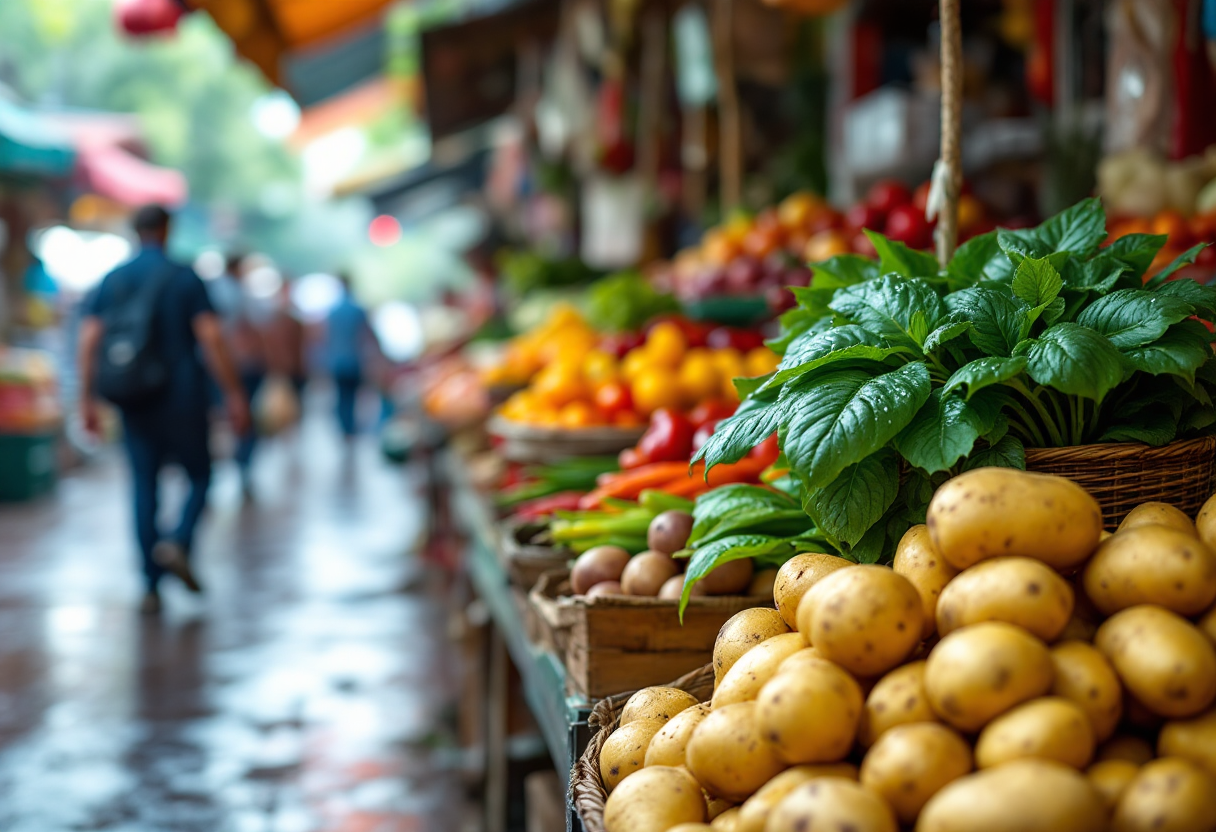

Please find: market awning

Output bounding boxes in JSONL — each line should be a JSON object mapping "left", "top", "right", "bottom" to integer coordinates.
{"left": 183, "top": 0, "right": 397, "bottom": 105}
{"left": 0, "top": 97, "right": 77, "bottom": 179}
{"left": 75, "top": 143, "right": 188, "bottom": 208}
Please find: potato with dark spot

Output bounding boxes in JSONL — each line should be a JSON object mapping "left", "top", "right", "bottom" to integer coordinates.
{"left": 1112, "top": 757, "right": 1216, "bottom": 832}
{"left": 859, "top": 660, "right": 938, "bottom": 747}
{"left": 735, "top": 765, "right": 857, "bottom": 832}
{"left": 936, "top": 556, "right": 1074, "bottom": 641}
{"left": 926, "top": 468, "right": 1103, "bottom": 571}
{"left": 621, "top": 550, "right": 681, "bottom": 596}
{"left": 713, "top": 608, "right": 791, "bottom": 687}
{"left": 1118, "top": 501, "right": 1198, "bottom": 537}
{"left": 1051, "top": 641, "right": 1124, "bottom": 741}
{"left": 1197, "top": 492, "right": 1216, "bottom": 551}
{"left": 600, "top": 718, "right": 667, "bottom": 790}
{"left": 603, "top": 765, "right": 706, "bottom": 832}
{"left": 917, "top": 760, "right": 1107, "bottom": 832}
{"left": 1083, "top": 526, "right": 1216, "bottom": 616}
{"left": 571, "top": 545, "right": 631, "bottom": 594}
{"left": 1159, "top": 708, "right": 1216, "bottom": 779}
{"left": 1096, "top": 736, "right": 1156, "bottom": 765}
{"left": 801, "top": 565, "right": 924, "bottom": 677}
{"left": 712, "top": 632, "right": 806, "bottom": 708}
{"left": 860, "top": 722, "right": 972, "bottom": 824}
{"left": 647, "top": 510, "right": 694, "bottom": 555}
{"left": 765, "top": 778, "right": 897, "bottom": 832}
{"left": 644, "top": 703, "right": 711, "bottom": 768}
{"left": 685, "top": 702, "right": 786, "bottom": 801}
{"left": 1088, "top": 760, "right": 1139, "bottom": 813}
{"left": 772, "top": 553, "right": 852, "bottom": 630}
{"left": 755, "top": 656, "right": 863, "bottom": 764}
{"left": 923, "top": 622, "right": 1054, "bottom": 732}
{"left": 894, "top": 525, "right": 959, "bottom": 639}
{"left": 621, "top": 686, "right": 701, "bottom": 726}
{"left": 1095, "top": 605, "right": 1216, "bottom": 718}
{"left": 975, "top": 696, "right": 1095, "bottom": 770}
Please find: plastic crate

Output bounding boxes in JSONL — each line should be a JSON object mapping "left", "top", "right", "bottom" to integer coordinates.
{"left": 0, "top": 432, "right": 56, "bottom": 501}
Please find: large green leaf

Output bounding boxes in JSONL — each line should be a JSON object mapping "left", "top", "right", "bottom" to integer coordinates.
{"left": 693, "top": 396, "right": 783, "bottom": 469}
{"left": 947, "top": 231, "right": 1005, "bottom": 286}
{"left": 810, "top": 253, "right": 880, "bottom": 291}
{"left": 1014, "top": 323, "right": 1129, "bottom": 401}
{"left": 829, "top": 276, "right": 948, "bottom": 349}
{"left": 923, "top": 318, "right": 972, "bottom": 353}
{"left": 761, "top": 324, "right": 903, "bottom": 391}
{"left": 767, "top": 309, "right": 831, "bottom": 354}
{"left": 942, "top": 355, "right": 1028, "bottom": 399}
{"left": 1060, "top": 253, "right": 1131, "bottom": 294}
{"left": 780, "top": 362, "right": 933, "bottom": 487}
{"left": 1075, "top": 288, "right": 1195, "bottom": 349}
{"left": 688, "top": 484, "right": 799, "bottom": 543}
{"left": 1122, "top": 320, "right": 1213, "bottom": 384}
{"left": 803, "top": 450, "right": 900, "bottom": 548}
{"left": 679, "top": 534, "right": 798, "bottom": 615}
{"left": 945, "top": 287, "right": 1027, "bottom": 356}
{"left": 893, "top": 389, "right": 999, "bottom": 473}
{"left": 997, "top": 197, "right": 1108, "bottom": 259}
{"left": 961, "top": 434, "right": 1026, "bottom": 471}
{"left": 1012, "top": 256, "right": 1064, "bottom": 308}
{"left": 1152, "top": 278, "right": 1216, "bottom": 318}
{"left": 1104, "top": 233, "right": 1169, "bottom": 277}
{"left": 864, "top": 230, "right": 942, "bottom": 278}
{"left": 1145, "top": 244, "right": 1208, "bottom": 288}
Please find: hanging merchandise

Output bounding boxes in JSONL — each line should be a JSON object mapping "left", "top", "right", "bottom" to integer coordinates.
{"left": 1104, "top": 0, "right": 1173, "bottom": 156}
{"left": 1169, "top": 0, "right": 1216, "bottom": 159}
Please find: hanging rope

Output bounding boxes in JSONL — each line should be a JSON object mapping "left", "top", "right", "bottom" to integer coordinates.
{"left": 713, "top": 0, "right": 742, "bottom": 213}
{"left": 936, "top": 0, "right": 963, "bottom": 267}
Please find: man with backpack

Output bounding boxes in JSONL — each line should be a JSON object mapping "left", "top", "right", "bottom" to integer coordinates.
{"left": 77, "top": 205, "right": 250, "bottom": 614}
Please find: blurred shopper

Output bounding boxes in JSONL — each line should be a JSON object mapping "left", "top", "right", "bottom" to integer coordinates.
{"left": 324, "top": 275, "right": 380, "bottom": 438}
{"left": 210, "top": 254, "right": 266, "bottom": 498}
{"left": 77, "top": 205, "right": 250, "bottom": 614}
{"left": 263, "top": 281, "right": 308, "bottom": 406}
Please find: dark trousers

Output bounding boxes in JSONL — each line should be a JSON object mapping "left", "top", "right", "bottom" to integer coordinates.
{"left": 122, "top": 414, "right": 212, "bottom": 591}
{"left": 235, "top": 370, "right": 264, "bottom": 476}
{"left": 335, "top": 373, "right": 361, "bottom": 437}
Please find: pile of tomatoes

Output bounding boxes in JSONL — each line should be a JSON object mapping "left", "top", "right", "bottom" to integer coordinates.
{"left": 1107, "top": 209, "right": 1216, "bottom": 275}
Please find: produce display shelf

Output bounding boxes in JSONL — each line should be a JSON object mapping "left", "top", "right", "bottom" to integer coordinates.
{"left": 445, "top": 450, "right": 594, "bottom": 832}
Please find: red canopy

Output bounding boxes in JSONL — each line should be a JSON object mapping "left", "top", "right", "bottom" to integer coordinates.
{"left": 75, "top": 143, "right": 188, "bottom": 207}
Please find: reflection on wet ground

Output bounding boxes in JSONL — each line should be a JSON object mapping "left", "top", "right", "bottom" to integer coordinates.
{"left": 0, "top": 419, "right": 471, "bottom": 832}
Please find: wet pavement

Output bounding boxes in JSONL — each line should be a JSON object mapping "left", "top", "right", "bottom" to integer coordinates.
{"left": 0, "top": 415, "right": 473, "bottom": 832}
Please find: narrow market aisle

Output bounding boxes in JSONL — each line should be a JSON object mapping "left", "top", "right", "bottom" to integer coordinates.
{"left": 0, "top": 412, "right": 473, "bottom": 832}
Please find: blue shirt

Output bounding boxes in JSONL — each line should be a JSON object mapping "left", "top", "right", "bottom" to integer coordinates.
{"left": 325, "top": 294, "right": 370, "bottom": 378}
{"left": 86, "top": 245, "right": 214, "bottom": 417}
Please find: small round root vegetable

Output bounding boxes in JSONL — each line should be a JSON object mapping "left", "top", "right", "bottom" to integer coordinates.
{"left": 936, "top": 556, "right": 1074, "bottom": 641}
{"left": 621, "top": 686, "right": 701, "bottom": 726}
{"left": 1112, "top": 758, "right": 1216, "bottom": 832}
{"left": 1118, "top": 501, "right": 1197, "bottom": 537}
{"left": 860, "top": 722, "right": 973, "bottom": 824}
{"left": 622, "top": 551, "right": 681, "bottom": 596}
{"left": 974, "top": 696, "right": 1095, "bottom": 770}
{"left": 893, "top": 525, "right": 958, "bottom": 639}
{"left": 648, "top": 510, "right": 695, "bottom": 555}
{"left": 603, "top": 765, "right": 706, "bottom": 832}
{"left": 698, "top": 558, "right": 755, "bottom": 596}
{"left": 601, "top": 718, "right": 667, "bottom": 790}
{"left": 686, "top": 702, "right": 786, "bottom": 801}
{"left": 773, "top": 553, "right": 852, "bottom": 630}
{"left": 713, "top": 608, "right": 791, "bottom": 685}
{"left": 586, "top": 581, "right": 623, "bottom": 598}
{"left": 765, "top": 778, "right": 897, "bottom": 832}
{"left": 572, "top": 545, "right": 631, "bottom": 594}
{"left": 917, "top": 760, "right": 1106, "bottom": 832}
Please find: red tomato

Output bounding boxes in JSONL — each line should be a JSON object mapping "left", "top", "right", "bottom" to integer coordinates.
{"left": 706, "top": 327, "right": 766, "bottom": 352}
{"left": 866, "top": 179, "right": 913, "bottom": 214}
{"left": 600, "top": 331, "right": 644, "bottom": 358}
{"left": 594, "top": 382, "right": 633, "bottom": 417}
{"left": 885, "top": 204, "right": 933, "bottom": 249}
{"left": 806, "top": 207, "right": 843, "bottom": 234}
{"left": 844, "top": 203, "right": 886, "bottom": 234}
{"left": 1196, "top": 245, "right": 1216, "bottom": 267}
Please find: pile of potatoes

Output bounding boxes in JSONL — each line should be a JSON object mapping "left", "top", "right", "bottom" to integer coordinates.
{"left": 598, "top": 467, "right": 1216, "bottom": 832}
{"left": 568, "top": 509, "right": 777, "bottom": 600}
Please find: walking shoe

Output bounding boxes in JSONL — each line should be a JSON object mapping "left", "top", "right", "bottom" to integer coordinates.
{"left": 139, "top": 591, "right": 162, "bottom": 615}
{"left": 152, "top": 540, "right": 203, "bottom": 594}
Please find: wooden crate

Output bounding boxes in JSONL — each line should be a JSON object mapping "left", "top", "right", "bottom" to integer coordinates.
{"left": 529, "top": 569, "right": 766, "bottom": 700}
{"left": 500, "top": 520, "right": 572, "bottom": 590}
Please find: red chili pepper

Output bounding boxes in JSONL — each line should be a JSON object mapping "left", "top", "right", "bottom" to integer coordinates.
{"left": 634, "top": 408, "right": 695, "bottom": 465}
{"left": 689, "top": 399, "right": 737, "bottom": 430}
{"left": 514, "top": 491, "right": 587, "bottom": 520}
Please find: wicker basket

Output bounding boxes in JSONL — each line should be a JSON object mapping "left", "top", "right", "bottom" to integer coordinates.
{"left": 488, "top": 415, "right": 646, "bottom": 463}
{"left": 570, "top": 663, "right": 715, "bottom": 832}
{"left": 500, "top": 520, "right": 572, "bottom": 589}
{"left": 1024, "top": 436, "right": 1216, "bottom": 527}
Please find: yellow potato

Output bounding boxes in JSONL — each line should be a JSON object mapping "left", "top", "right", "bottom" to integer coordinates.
{"left": 773, "top": 553, "right": 852, "bottom": 630}
{"left": 917, "top": 759, "right": 1107, "bottom": 832}
{"left": 1058, "top": 580, "right": 1104, "bottom": 643}
{"left": 668, "top": 826, "right": 714, "bottom": 832}
{"left": 974, "top": 696, "right": 1095, "bottom": 770}
{"left": 1197, "top": 492, "right": 1216, "bottom": 551}
{"left": 923, "top": 621, "right": 1055, "bottom": 732}
{"left": 621, "top": 686, "right": 702, "bottom": 726}
{"left": 1118, "top": 502, "right": 1198, "bottom": 537}
{"left": 1096, "top": 735, "right": 1156, "bottom": 766}
{"left": 686, "top": 702, "right": 786, "bottom": 801}
{"left": 1198, "top": 604, "right": 1216, "bottom": 644}
{"left": 1082, "top": 526, "right": 1216, "bottom": 616}
{"left": 713, "top": 608, "right": 791, "bottom": 686}
{"left": 935, "top": 556, "right": 1074, "bottom": 641}
{"left": 1095, "top": 605, "right": 1216, "bottom": 718}
{"left": 756, "top": 657, "right": 863, "bottom": 764}
{"left": 710, "top": 807, "right": 740, "bottom": 830}
{"left": 894, "top": 524, "right": 959, "bottom": 639}
{"left": 1112, "top": 757, "right": 1216, "bottom": 832}
{"left": 1087, "top": 760, "right": 1140, "bottom": 813}
{"left": 645, "top": 703, "right": 711, "bottom": 768}
{"left": 712, "top": 632, "right": 806, "bottom": 708}
{"left": 601, "top": 718, "right": 667, "bottom": 790}
{"left": 735, "top": 765, "right": 858, "bottom": 832}
{"left": 765, "top": 778, "right": 898, "bottom": 832}
{"left": 603, "top": 765, "right": 707, "bottom": 832}
{"left": 802, "top": 565, "right": 924, "bottom": 677}
{"left": 775, "top": 646, "right": 825, "bottom": 676}
{"left": 860, "top": 723, "right": 973, "bottom": 824}
{"left": 706, "top": 794, "right": 735, "bottom": 821}
{"left": 859, "top": 660, "right": 939, "bottom": 747}
{"left": 926, "top": 468, "right": 1103, "bottom": 571}
{"left": 1051, "top": 641, "right": 1124, "bottom": 741}
{"left": 1159, "top": 708, "right": 1216, "bottom": 779}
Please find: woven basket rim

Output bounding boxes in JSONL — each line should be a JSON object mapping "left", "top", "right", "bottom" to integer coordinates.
{"left": 1024, "top": 435, "right": 1216, "bottom": 463}
{"left": 570, "top": 663, "right": 714, "bottom": 832}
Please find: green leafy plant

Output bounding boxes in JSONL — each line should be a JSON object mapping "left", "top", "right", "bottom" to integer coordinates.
{"left": 696, "top": 199, "right": 1216, "bottom": 564}
{"left": 584, "top": 270, "right": 680, "bottom": 333}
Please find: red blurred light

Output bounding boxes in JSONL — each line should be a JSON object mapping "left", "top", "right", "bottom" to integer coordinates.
{"left": 369, "top": 215, "right": 401, "bottom": 247}
{"left": 116, "top": 0, "right": 183, "bottom": 35}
